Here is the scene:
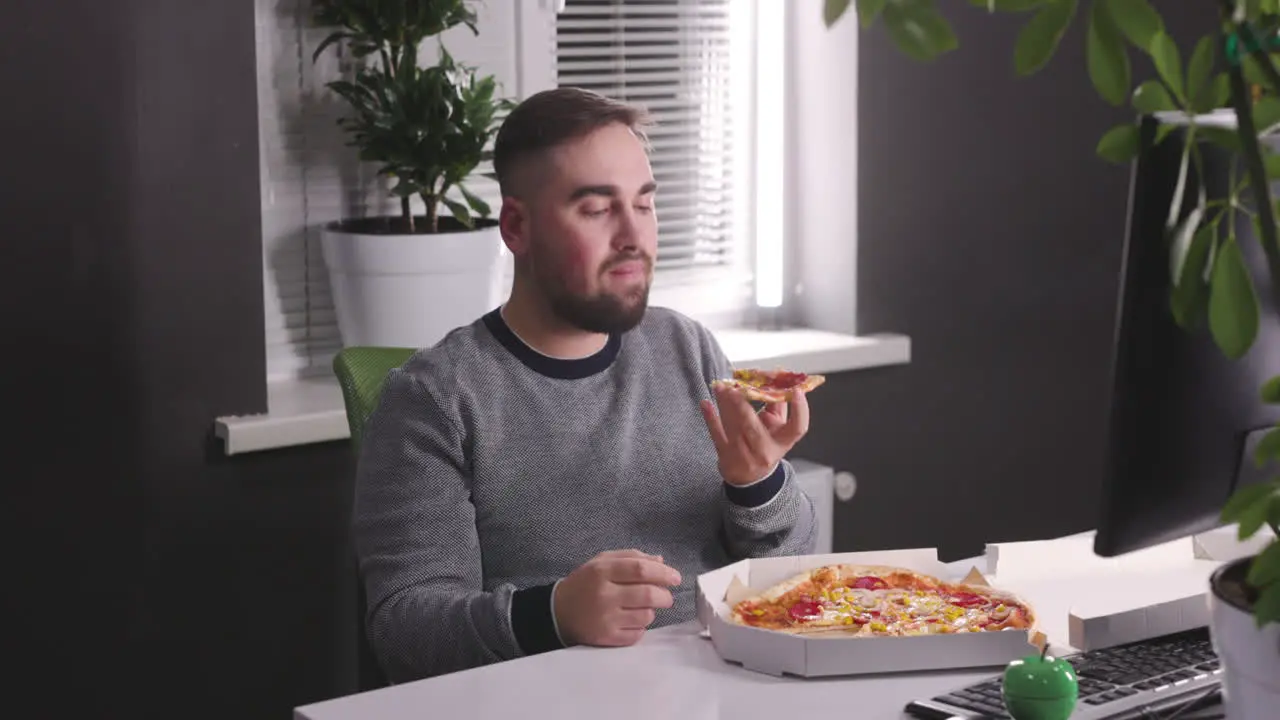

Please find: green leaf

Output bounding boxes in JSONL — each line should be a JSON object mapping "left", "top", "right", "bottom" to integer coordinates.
{"left": 1222, "top": 481, "right": 1279, "bottom": 523}
{"left": 1132, "top": 80, "right": 1176, "bottom": 113}
{"left": 1247, "top": 539, "right": 1280, "bottom": 589}
{"left": 1208, "top": 235, "right": 1261, "bottom": 359}
{"left": 1267, "top": 153, "right": 1280, "bottom": 180}
{"left": 441, "top": 196, "right": 475, "bottom": 228}
{"left": 1187, "top": 36, "right": 1214, "bottom": 99}
{"left": 1254, "top": 96, "right": 1280, "bottom": 134}
{"left": 1086, "top": 0, "right": 1130, "bottom": 105}
{"left": 1239, "top": 490, "right": 1279, "bottom": 539}
{"left": 1097, "top": 123, "right": 1140, "bottom": 163}
{"left": 1187, "top": 36, "right": 1219, "bottom": 112}
{"left": 1199, "top": 74, "right": 1231, "bottom": 112}
{"left": 881, "top": 0, "right": 959, "bottom": 62}
{"left": 825, "top": 0, "right": 854, "bottom": 27}
{"left": 1106, "top": 0, "right": 1162, "bottom": 49}
{"left": 1243, "top": 55, "right": 1271, "bottom": 88}
{"left": 456, "top": 184, "right": 492, "bottom": 218}
{"left": 1014, "top": 0, "right": 1078, "bottom": 75}
{"left": 1148, "top": 32, "right": 1185, "bottom": 104}
{"left": 1255, "top": 579, "right": 1280, "bottom": 628}
{"left": 1171, "top": 221, "right": 1214, "bottom": 329}
{"left": 1255, "top": 426, "right": 1280, "bottom": 467}
{"left": 1261, "top": 375, "right": 1280, "bottom": 403}
{"left": 1196, "top": 125, "right": 1243, "bottom": 153}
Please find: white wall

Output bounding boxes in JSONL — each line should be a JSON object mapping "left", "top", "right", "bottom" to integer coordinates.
{"left": 786, "top": 0, "right": 859, "bottom": 335}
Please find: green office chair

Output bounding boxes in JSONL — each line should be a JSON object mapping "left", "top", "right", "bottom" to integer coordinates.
{"left": 333, "top": 345, "right": 416, "bottom": 691}
{"left": 333, "top": 346, "right": 417, "bottom": 451}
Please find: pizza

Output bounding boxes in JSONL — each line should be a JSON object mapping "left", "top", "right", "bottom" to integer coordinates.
{"left": 728, "top": 564, "right": 1036, "bottom": 637}
{"left": 711, "top": 368, "right": 826, "bottom": 403}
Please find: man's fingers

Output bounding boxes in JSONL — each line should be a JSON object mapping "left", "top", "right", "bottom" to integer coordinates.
{"left": 777, "top": 389, "right": 810, "bottom": 443}
{"left": 759, "top": 400, "right": 788, "bottom": 431}
{"left": 616, "top": 583, "right": 674, "bottom": 610}
{"left": 601, "top": 628, "right": 646, "bottom": 647}
{"left": 699, "top": 398, "right": 729, "bottom": 453}
{"left": 715, "top": 384, "right": 758, "bottom": 429}
{"left": 716, "top": 385, "right": 771, "bottom": 453}
{"left": 597, "top": 548, "right": 663, "bottom": 563}
{"left": 607, "top": 557, "right": 682, "bottom": 587}
{"left": 616, "top": 608, "right": 658, "bottom": 630}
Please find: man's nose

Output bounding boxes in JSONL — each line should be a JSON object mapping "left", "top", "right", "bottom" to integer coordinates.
{"left": 612, "top": 206, "right": 650, "bottom": 252}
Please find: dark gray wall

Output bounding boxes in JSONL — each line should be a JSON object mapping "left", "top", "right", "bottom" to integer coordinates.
{"left": 793, "top": 3, "right": 1218, "bottom": 560}
{"left": 5, "top": 1, "right": 356, "bottom": 718}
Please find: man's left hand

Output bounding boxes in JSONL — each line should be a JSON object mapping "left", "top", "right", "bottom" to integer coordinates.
{"left": 700, "top": 385, "right": 810, "bottom": 486}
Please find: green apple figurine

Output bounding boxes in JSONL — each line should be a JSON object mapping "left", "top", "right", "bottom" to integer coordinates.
{"left": 1001, "top": 644, "right": 1079, "bottom": 720}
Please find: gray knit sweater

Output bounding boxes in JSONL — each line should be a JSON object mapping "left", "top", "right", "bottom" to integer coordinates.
{"left": 352, "top": 306, "right": 817, "bottom": 682}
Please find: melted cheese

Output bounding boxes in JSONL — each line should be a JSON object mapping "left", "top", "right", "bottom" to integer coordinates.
{"left": 774, "top": 584, "right": 1022, "bottom": 636}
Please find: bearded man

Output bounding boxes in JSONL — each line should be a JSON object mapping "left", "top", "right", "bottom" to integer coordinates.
{"left": 353, "top": 87, "right": 818, "bottom": 683}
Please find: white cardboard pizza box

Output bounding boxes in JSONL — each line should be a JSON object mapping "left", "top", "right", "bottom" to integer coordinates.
{"left": 695, "top": 548, "right": 1042, "bottom": 678}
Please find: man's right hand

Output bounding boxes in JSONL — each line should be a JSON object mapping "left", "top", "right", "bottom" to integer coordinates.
{"left": 552, "top": 549, "right": 682, "bottom": 647}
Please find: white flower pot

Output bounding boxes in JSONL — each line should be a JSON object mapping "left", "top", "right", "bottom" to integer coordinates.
{"left": 1208, "top": 557, "right": 1280, "bottom": 720}
{"left": 320, "top": 220, "right": 506, "bottom": 349}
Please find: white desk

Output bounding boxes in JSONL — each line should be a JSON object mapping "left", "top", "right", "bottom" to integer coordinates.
{"left": 294, "top": 542, "right": 1224, "bottom": 720}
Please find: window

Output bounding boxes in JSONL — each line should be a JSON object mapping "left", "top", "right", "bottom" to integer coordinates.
{"left": 255, "top": 0, "right": 774, "bottom": 382}
{"left": 554, "top": 0, "right": 763, "bottom": 324}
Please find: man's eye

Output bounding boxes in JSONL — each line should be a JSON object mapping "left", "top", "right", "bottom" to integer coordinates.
{"left": 635, "top": 205, "right": 654, "bottom": 213}
{"left": 582, "top": 206, "right": 608, "bottom": 217}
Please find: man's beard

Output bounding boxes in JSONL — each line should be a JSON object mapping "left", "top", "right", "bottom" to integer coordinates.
{"left": 539, "top": 255, "right": 652, "bottom": 334}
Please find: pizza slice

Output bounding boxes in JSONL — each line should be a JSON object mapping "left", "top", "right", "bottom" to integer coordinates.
{"left": 711, "top": 368, "right": 826, "bottom": 403}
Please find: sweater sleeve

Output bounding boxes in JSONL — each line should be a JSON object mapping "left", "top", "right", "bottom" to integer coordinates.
{"left": 352, "top": 367, "right": 563, "bottom": 683}
{"left": 696, "top": 327, "right": 818, "bottom": 559}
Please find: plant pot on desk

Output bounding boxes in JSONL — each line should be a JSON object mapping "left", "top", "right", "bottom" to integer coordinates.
{"left": 321, "top": 216, "right": 505, "bottom": 349}
{"left": 1208, "top": 557, "right": 1280, "bottom": 720}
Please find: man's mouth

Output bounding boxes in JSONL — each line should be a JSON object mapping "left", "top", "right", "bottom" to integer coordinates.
{"left": 607, "top": 259, "right": 648, "bottom": 277}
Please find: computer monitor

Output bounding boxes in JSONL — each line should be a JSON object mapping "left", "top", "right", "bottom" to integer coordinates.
{"left": 1093, "top": 111, "right": 1280, "bottom": 558}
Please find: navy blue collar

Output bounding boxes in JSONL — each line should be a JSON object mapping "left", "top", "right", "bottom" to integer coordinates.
{"left": 482, "top": 308, "right": 620, "bottom": 379}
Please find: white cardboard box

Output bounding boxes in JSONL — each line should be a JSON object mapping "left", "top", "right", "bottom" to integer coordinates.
{"left": 1064, "top": 563, "right": 1221, "bottom": 651}
{"left": 984, "top": 529, "right": 1241, "bottom": 652}
{"left": 695, "top": 548, "right": 1042, "bottom": 678}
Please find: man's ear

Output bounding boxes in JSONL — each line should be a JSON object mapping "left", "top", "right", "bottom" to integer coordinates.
{"left": 499, "top": 197, "right": 530, "bottom": 257}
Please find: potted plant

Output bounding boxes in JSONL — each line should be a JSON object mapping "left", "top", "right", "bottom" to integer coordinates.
{"left": 310, "top": 0, "right": 512, "bottom": 349}
{"left": 824, "top": 0, "right": 1279, "bottom": 714}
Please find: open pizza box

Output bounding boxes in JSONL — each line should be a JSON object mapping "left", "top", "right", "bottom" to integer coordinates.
{"left": 695, "top": 548, "right": 1045, "bottom": 678}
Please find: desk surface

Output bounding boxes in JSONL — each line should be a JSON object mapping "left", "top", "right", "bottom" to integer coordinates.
{"left": 294, "top": 545, "right": 1222, "bottom": 720}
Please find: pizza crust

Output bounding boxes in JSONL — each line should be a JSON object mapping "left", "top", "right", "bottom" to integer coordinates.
{"left": 711, "top": 372, "right": 826, "bottom": 403}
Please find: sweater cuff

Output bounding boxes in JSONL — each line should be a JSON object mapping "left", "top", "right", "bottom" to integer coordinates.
{"left": 511, "top": 582, "right": 564, "bottom": 655}
{"left": 723, "top": 462, "right": 785, "bottom": 507}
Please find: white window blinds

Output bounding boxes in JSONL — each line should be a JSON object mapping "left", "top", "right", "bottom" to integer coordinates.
{"left": 554, "top": 0, "right": 751, "bottom": 285}
{"left": 255, "top": 0, "right": 530, "bottom": 380}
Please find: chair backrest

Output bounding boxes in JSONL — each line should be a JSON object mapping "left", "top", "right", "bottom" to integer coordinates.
{"left": 332, "top": 345, "right": 415, "bottom": 691}
{"left": 333, "top": 346, "right": 416, "bottom": 451}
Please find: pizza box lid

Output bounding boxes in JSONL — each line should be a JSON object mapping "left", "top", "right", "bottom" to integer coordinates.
{"left": 695, "top": 548, "right": 1045, "bottom": 678}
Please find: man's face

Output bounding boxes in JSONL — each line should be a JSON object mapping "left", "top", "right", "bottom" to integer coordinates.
{"left": 502, "top": 122, "right": 659, "bottom": 334}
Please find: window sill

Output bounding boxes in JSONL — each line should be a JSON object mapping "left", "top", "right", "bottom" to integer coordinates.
{"left": 214, "top": 328, "right": 911, "bottom": 455}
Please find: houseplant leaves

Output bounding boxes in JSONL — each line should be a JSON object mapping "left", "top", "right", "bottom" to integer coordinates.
{"left": 1208, "top": 234, "right": 1261, "bottom": 360}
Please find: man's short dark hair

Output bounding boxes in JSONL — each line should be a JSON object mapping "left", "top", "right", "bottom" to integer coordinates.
{"left": 492, "top": 87, "right": 652, "bottom": 197}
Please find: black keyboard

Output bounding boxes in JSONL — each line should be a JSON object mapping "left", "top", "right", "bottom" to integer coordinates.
{"left": 904, "top": 627, "right": 1224, "bottom": 720}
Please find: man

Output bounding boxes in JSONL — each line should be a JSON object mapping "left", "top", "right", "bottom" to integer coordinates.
{"left": 353, "top": 87, "right": 817, "bottom": 684}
